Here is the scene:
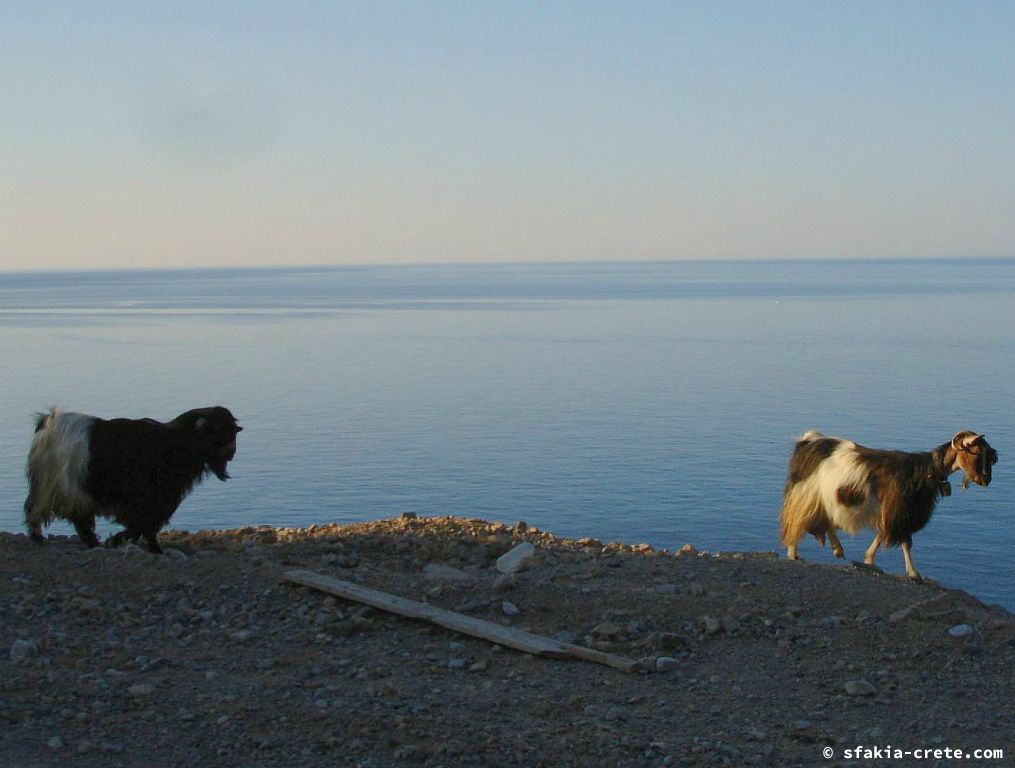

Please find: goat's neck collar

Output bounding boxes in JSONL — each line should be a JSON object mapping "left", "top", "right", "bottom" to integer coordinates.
{"left": 930, "top": 444, "right": 956, "bottom": 497}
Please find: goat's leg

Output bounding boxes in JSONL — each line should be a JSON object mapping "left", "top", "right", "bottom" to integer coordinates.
{"left": 827, "top": 529, "right": 845, "bottom": 558}
{"left": 863, "top": 535, "right": 883, "bottom": 567}
{"left": 900, "top": 537, "right": 921, "bottom": 581}
{"left": 786, "top": 542, "right": 800, "bottom": 560}
{"left": 142, "top": 529, "right": 163, "bottom": 554}
{"left": 71, "top": 514, "right": 99, "bottom": 548}
{"left": 23, "top": 493, "right": 45, "bottom": 543}
{"left": 107, "top": 528, "right": 138, "bottom": 548}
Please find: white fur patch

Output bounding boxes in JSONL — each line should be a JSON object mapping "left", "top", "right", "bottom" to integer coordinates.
{"left": 25, "top": 410, "right": 95, "bottom": 528}
{"left": 798, "top": 437, "right": 880, "bottom": 535}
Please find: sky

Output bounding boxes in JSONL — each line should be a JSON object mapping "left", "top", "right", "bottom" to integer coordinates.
{"left": 1, "top": 1, "right": 1013, "bottom": 270}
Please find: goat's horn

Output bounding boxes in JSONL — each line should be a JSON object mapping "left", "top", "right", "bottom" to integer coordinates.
{"left": 952, "top": 431, "right": 973, "bottom": 450}
{"left": 963, "top": 433, "right": 985, "bottom": 447}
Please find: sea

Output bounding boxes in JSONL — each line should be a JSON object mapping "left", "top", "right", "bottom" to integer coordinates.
{"left": 1, "top": 260, "right": 1012, "bottom": 609}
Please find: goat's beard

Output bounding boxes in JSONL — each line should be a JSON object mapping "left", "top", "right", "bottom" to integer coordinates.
{"left": 208, "top": 457, "right": 231, "bottom": 481}
{"left": 207, "top": 440, "right": 237, "bottom": 481}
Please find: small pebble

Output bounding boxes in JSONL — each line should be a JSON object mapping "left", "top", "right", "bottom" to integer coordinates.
{"left": 9, "top": 639, "right": 38, "bottom": 661}
{"left": 844, "top": 679, "right": 877, "bottom": 697}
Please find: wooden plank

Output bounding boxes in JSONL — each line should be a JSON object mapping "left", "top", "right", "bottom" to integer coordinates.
{"left": 557, "top": 640, "right": 640, "bottom": 672}
{"left": 283, "top": 569, "right": 639, "bottom": 673}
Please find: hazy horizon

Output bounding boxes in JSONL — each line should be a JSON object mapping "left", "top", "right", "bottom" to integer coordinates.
{"left": 3, "top": 254, "right": 1015, "bottom": 278}
{"left": 3, "top": 2, "right": 1013, "bottom": 271}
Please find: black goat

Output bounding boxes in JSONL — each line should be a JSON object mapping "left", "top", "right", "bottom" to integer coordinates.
{"left": 24, "top": 406, "right": 241, "bottom": 553}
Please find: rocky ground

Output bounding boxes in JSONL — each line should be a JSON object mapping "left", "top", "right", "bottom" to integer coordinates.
{"left": 2, "top": 515, "right": 1013, "bottom": 768}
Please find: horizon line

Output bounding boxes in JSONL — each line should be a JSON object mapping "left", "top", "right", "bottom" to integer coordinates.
{"left": 3, "top": 254, "right": 1014, "bottom": 276}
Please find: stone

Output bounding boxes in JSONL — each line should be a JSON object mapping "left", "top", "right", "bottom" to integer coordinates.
{"left": 655, "top": 657, "right": 681, "bottom": 671}
{"left": 495, "top": 542, "right": 536, "bottom": 574}
{"left": 591, "top": 621, "right": 622, "bottom": 638}
{"left": 453, "top": 596, "right": 490, "bottom": 613}
{"left": 501, "top": 601, "right": 519, "bottom": 616}
{"left": 128, "top": 683, "right": 155, "bottom": 697}
{"left": 422, "top": 563, "right": 473, "bottom": 582}
{"left": 491, "top": 574, "right": 517, "bottom": 591}
{"left": 603, "top": 705, "right": 626, "bottom": 721}
{"left": 948, "top": 624, "right": 974, "bottom": 638}
{"left": 701, "top": 616, "right": 722, "bottom": 636}
{"left": 844, "top": 679, "right": 876, "bottom": 697}
{"left": 553, "top": 630, "right": 578, "bottom": 644}
{"left": 47, "top": 737, "right": 64, "bottom": 749}
{"left": 657, "top": 632, "right": 688, "bottom": 650}
{"left": 10, "top": 638, "right": 38, "bottom": 661}
{"left": 720, "top": 615, "right": 740, "bottom": 634}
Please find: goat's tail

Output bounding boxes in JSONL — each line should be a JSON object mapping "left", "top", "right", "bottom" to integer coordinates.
{"left": 32, "top": 407, "right": 59, "bottom": 433}
{"left": 796, "top": 429, "right": 825, "bottom": 445}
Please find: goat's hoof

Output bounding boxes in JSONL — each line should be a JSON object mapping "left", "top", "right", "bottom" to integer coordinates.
{"left": 832, "top": 548, "right": 845, "bottom": 559}
{"left": 853, "top": 561, "right": 883, "bottom": 574}
{"left": 908, "top": 572, "right": 923, "bottom": 583}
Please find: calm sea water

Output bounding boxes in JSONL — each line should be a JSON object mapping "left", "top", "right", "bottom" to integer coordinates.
{"left": 1, "top": 260, "right": 1013, "bottom": 608}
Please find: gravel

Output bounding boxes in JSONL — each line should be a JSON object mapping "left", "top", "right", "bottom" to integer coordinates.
{"left": 2, "top": 514, "right": 1013, "bottom": 767}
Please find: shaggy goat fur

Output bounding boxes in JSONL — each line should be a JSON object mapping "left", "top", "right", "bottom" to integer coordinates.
{"left": 779, "top": 430, "right": 997, "bottom": 580}
{"left": 24, "top": 406, "right": 241, "bottom": 553}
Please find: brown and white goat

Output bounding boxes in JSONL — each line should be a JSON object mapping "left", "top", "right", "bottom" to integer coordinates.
{"left": 779, "top": 430, "right": 998, "bottom": 580}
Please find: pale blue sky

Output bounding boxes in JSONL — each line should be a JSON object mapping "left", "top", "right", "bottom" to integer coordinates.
{"left": 1, "top": 1, "right": 1013, "bottom": 270}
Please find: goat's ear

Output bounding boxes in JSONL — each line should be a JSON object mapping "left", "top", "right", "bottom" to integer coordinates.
{"left": 195, "top": 417, "right": 208, "bottom": 432}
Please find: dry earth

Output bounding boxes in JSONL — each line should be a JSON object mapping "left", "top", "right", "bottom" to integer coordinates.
{"left": 2, "top": 515, "right": 1013, "bottom": 768}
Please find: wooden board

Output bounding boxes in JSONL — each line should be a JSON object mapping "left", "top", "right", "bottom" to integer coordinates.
{"left": 283, "top": 569, "right": 639, "bottom": 673}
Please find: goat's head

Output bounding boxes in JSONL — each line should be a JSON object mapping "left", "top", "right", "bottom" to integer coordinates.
{"left": 175, "top": 406, "right": 243, "bottom": 481}
{"left": 951, "top": 431, "right": 998, "bottom": 489}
